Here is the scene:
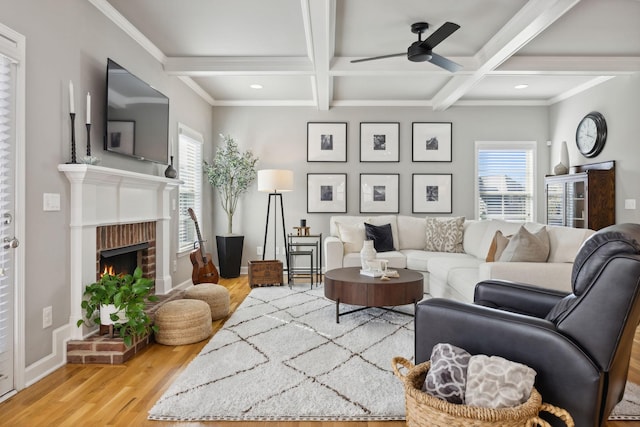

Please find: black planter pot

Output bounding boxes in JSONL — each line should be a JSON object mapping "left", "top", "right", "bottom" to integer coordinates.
{"left": 216, "top": 235, "right": 244, "bottom": 278}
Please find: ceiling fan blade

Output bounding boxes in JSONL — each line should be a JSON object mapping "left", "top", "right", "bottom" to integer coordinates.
{"left": 428, "top": 52, "right": 462, "bottom": 73}
{"left": 420, "top": 21, "right": 460, "bottom": 50}
{"left": 351, "top": 53, "right": 405, "bottom": 63}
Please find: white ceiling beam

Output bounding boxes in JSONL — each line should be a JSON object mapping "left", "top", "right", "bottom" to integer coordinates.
{"left": 304, "top": 0, "right": 335, "bottom": 110}
{"left": 431, "top": 0, "right": 582, "bottom": 111}
{"left": 163, "top": 57, "right": 313, "bottom": 76}
{"left": 496, "top": 56, "right": 640, "bottom": 74}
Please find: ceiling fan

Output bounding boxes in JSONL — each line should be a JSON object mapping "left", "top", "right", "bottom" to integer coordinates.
{"left": 351, "top": 22, "right": 462, "bottom": 73}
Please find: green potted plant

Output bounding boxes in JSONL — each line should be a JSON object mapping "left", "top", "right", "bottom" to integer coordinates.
{"left": 76, "top": 267, "right": 158, "bottom": 346}
{"left": 204, "top": 133, "right": 258, "bottom": 278}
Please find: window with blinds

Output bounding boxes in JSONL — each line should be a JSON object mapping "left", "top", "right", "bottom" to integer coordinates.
{"left": 475, "top": 141, "right": 536, "bottom": 222}
{"left": 177, "top": 124, "right": 203, "bottom": 253}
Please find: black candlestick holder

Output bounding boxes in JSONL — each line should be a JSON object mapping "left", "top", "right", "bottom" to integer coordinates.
{"left": 66, "top": 113, "right": 77, "bottom": 164}
{"left": 85, "top": 123, "right": 91, "bottom": 156}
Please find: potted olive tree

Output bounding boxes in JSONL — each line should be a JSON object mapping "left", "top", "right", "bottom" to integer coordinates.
{"left": 204, "top": 134, "right": 258, "bottom": 278}
{"left": 76, "top": 267, "right": 158, "bottom": 347}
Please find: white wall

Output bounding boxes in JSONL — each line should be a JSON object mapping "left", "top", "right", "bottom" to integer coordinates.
{"left": 549, "top": 73, "right": 640, "bottom": 224}
{"left": 0, "top": 0, "right": 213, "bottom": 367}
{"left": 209, "top": 106, "right": 550, "bottom": 268}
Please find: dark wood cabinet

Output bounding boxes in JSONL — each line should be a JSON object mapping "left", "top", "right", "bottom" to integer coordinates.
{"left": 545, "top": 161, "right": 615, "bottom": 230}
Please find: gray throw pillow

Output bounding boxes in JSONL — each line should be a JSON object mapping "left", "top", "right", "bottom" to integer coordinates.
{"left": 499, "top": 225, "right": 550, "bottom": 262}
{"left": 423, "top": 343, "right": 471, "bottom": 404}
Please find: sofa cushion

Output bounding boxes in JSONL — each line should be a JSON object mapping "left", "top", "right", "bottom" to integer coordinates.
{"left": 425, "top": 216, "right": 465, "bottom": 253}
{"left": 448, "top": 268, "right": 481, "bottom": 302}
{"left": 365, "top": 222, "right": 395, "bottom": 252}
{"left": 397, "top": 215, "right": 427, "bottom": 250}
{"left": 427, "top": 255, "right": 481, "bottom": 283}
{"left": 547, "top": 226, "right": 595, "bottom": 263}
{"left": 462, "top": 220, "right": 490, "bottom": 259}
{"left": 499, "top": 226, "right": 550, "bottom": 262}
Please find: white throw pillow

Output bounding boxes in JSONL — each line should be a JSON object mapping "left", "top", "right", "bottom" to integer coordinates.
{"left": 336, "top": 221, "right": 366, "bottom": 253}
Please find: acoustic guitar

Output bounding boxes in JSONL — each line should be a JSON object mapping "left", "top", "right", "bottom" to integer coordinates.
{"left": 187, "top": 208, "right": 219, "bottom": 284}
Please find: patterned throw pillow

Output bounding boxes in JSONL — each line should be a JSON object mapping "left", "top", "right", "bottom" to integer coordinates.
{"left": 425, "top": 216, "right": 465, "bottom": 253}
{"left": 423, "top": 343, "right": 471, "bottom": 404}
{"left": 465, "top": 355, "right": 536, "bottom": 408}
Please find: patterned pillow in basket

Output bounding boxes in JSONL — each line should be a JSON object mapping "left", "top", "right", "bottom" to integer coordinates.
{"left": 423, "top": 343, "right": 471, "bottom": 404}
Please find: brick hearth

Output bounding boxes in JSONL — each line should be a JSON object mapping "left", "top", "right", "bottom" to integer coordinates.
{"left": 67, "top": 289, "right": 184, "bottom": 364}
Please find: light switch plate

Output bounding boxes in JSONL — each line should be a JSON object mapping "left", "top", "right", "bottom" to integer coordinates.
{"left": 625, "top": 199, "right": 636, "bottom": 210}
{"left": 43, "top": 193, "right": 61, "bottom": 211}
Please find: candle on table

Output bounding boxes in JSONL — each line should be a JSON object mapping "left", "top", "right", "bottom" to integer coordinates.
{"left": 86, "top": 92, "right": 91, "bottom": 124}
{"left": 69, "top": 81, "right": 75, "bottom": 114}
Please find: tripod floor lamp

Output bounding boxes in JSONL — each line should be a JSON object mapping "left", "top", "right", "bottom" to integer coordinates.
{"left": 258, "top": 169, "right": 293, "bottom": 271}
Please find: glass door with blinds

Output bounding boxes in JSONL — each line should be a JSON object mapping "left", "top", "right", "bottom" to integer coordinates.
{"left": 0, "top": 53, "right": 16, "bottom": 398}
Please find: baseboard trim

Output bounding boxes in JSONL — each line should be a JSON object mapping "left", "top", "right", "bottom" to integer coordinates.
{"left": 25, "top": 323, "right": 72, "bottom": 387}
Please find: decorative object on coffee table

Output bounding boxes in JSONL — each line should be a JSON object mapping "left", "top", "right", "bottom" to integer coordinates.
{"left": 204, "top": 134, "right": 258, "bottom": 278}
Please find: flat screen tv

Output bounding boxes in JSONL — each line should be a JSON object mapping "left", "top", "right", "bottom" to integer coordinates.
{"left": 104, "top": 58, "right": 169, "bottom": 164}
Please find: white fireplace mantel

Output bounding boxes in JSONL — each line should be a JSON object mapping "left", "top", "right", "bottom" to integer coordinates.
{"left": 59, "top": 164, "right": 181, "bottom": 339}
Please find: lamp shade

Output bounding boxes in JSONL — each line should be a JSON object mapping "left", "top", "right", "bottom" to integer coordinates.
{"left": 257, "top": 169, "right": 294, "bottom": 193}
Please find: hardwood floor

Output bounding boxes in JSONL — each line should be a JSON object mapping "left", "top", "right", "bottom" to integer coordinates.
{"left": 1, "top": 275, "right": 639, "bottom": 426}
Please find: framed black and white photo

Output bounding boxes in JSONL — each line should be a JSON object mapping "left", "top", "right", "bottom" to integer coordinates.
{"left": 307, "top": 173, "right": 347, "bottom": 213}
{"left": 307, "top": 122, "right": 347, "bottom": 162}
{"left": 412, "top": 174, "right": 452, "bottom": 213}
{"left": 412, "top": 122, "right": 452, "bottom": 162}
{"left": 360, "top": 122, "right": 400, "bottom": 162}
{"left": 107, "top": 120, "right": 135, "bottom": 156}
{"left": 360, "top": 173, "right": 399, "bottom": 213}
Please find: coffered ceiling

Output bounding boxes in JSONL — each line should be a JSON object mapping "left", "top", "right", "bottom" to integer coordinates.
{"left": 94, "top": 0, "right": 640, "bottom": 110}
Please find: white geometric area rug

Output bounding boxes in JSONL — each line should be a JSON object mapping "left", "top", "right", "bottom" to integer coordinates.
{"left": 148, "top": 284, "right": 415, "bottom": 421}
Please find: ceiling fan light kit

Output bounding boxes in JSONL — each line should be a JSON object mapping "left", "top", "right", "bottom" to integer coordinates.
{"left": 352, "top": 21, "right": 462, "bottom": 73}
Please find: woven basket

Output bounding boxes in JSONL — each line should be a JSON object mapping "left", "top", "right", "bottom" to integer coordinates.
{"left": 392, "top": 357, "right": 575, "bottom": 427}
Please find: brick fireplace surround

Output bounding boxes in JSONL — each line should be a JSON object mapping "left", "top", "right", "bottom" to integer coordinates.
{"left": 59, "top": 165, "right": 181, "bottom": 363}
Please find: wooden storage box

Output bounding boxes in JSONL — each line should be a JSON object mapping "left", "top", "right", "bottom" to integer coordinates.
{"left": 248, "top": 260, "right": 283, "bottom": 287}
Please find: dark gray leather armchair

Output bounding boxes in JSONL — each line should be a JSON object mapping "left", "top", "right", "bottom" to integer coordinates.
{"left": 415, "top": 223, "right": 640, "bottom": 427}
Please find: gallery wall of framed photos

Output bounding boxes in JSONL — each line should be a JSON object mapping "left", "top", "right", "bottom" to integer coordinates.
{"left": 305, "top": 121, "right": 453, "bottom": 214}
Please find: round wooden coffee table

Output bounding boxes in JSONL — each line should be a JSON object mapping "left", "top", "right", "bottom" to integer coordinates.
{"left": 324, "top": 267, "right": 424, "bottom": 323}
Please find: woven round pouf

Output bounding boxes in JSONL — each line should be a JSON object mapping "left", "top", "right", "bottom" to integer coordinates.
{"left": 184, "top": 283, "right": 230, "bottom": 320}
{"left": 154, "top": 299, "right": 212, "bottom": 345}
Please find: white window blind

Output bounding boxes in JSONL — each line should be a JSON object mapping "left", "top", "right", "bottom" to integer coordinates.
{"left": 475, "top": 141, "right": 536, "bottom": 222}
{"left": 177, "top": 125, "right": 203, "bottom": 253}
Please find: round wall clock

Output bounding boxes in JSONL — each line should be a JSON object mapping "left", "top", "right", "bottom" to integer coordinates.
{"left": 576, "top": 111, "right": 607, "bottom": 158}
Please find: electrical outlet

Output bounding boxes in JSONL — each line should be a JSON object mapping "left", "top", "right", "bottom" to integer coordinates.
{"left": 625, "top": 199, "right": 636, "bottom": 210}
{"left": 257, "top": 246, "right": 263, "bottom": 255}
{"left": 172, "top": 259, "right": 177, "bottom": 272}
{"left": 43, "top": 306, "right": 52, "bottom": 329}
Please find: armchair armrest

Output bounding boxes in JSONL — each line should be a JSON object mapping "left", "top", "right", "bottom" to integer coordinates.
{"left": 474, "top": 280, "right": 569, "bottom": 318}
{"left": 324, "top": 236, "right": 344, "bottom": 272}
{"left": 415, "top": 298, "right": 602, "bottom": 425}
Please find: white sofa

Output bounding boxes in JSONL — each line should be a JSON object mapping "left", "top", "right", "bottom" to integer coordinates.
{"left": 324, "top": 215, "right": 595, "bottom": 302}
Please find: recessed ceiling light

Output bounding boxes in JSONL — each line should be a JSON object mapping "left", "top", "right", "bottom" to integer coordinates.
{"left": 514, "top": 84, "right": 529, "bottom": 89}
{"left": 250, "top": 84, "right": 263, "bottom": 89}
